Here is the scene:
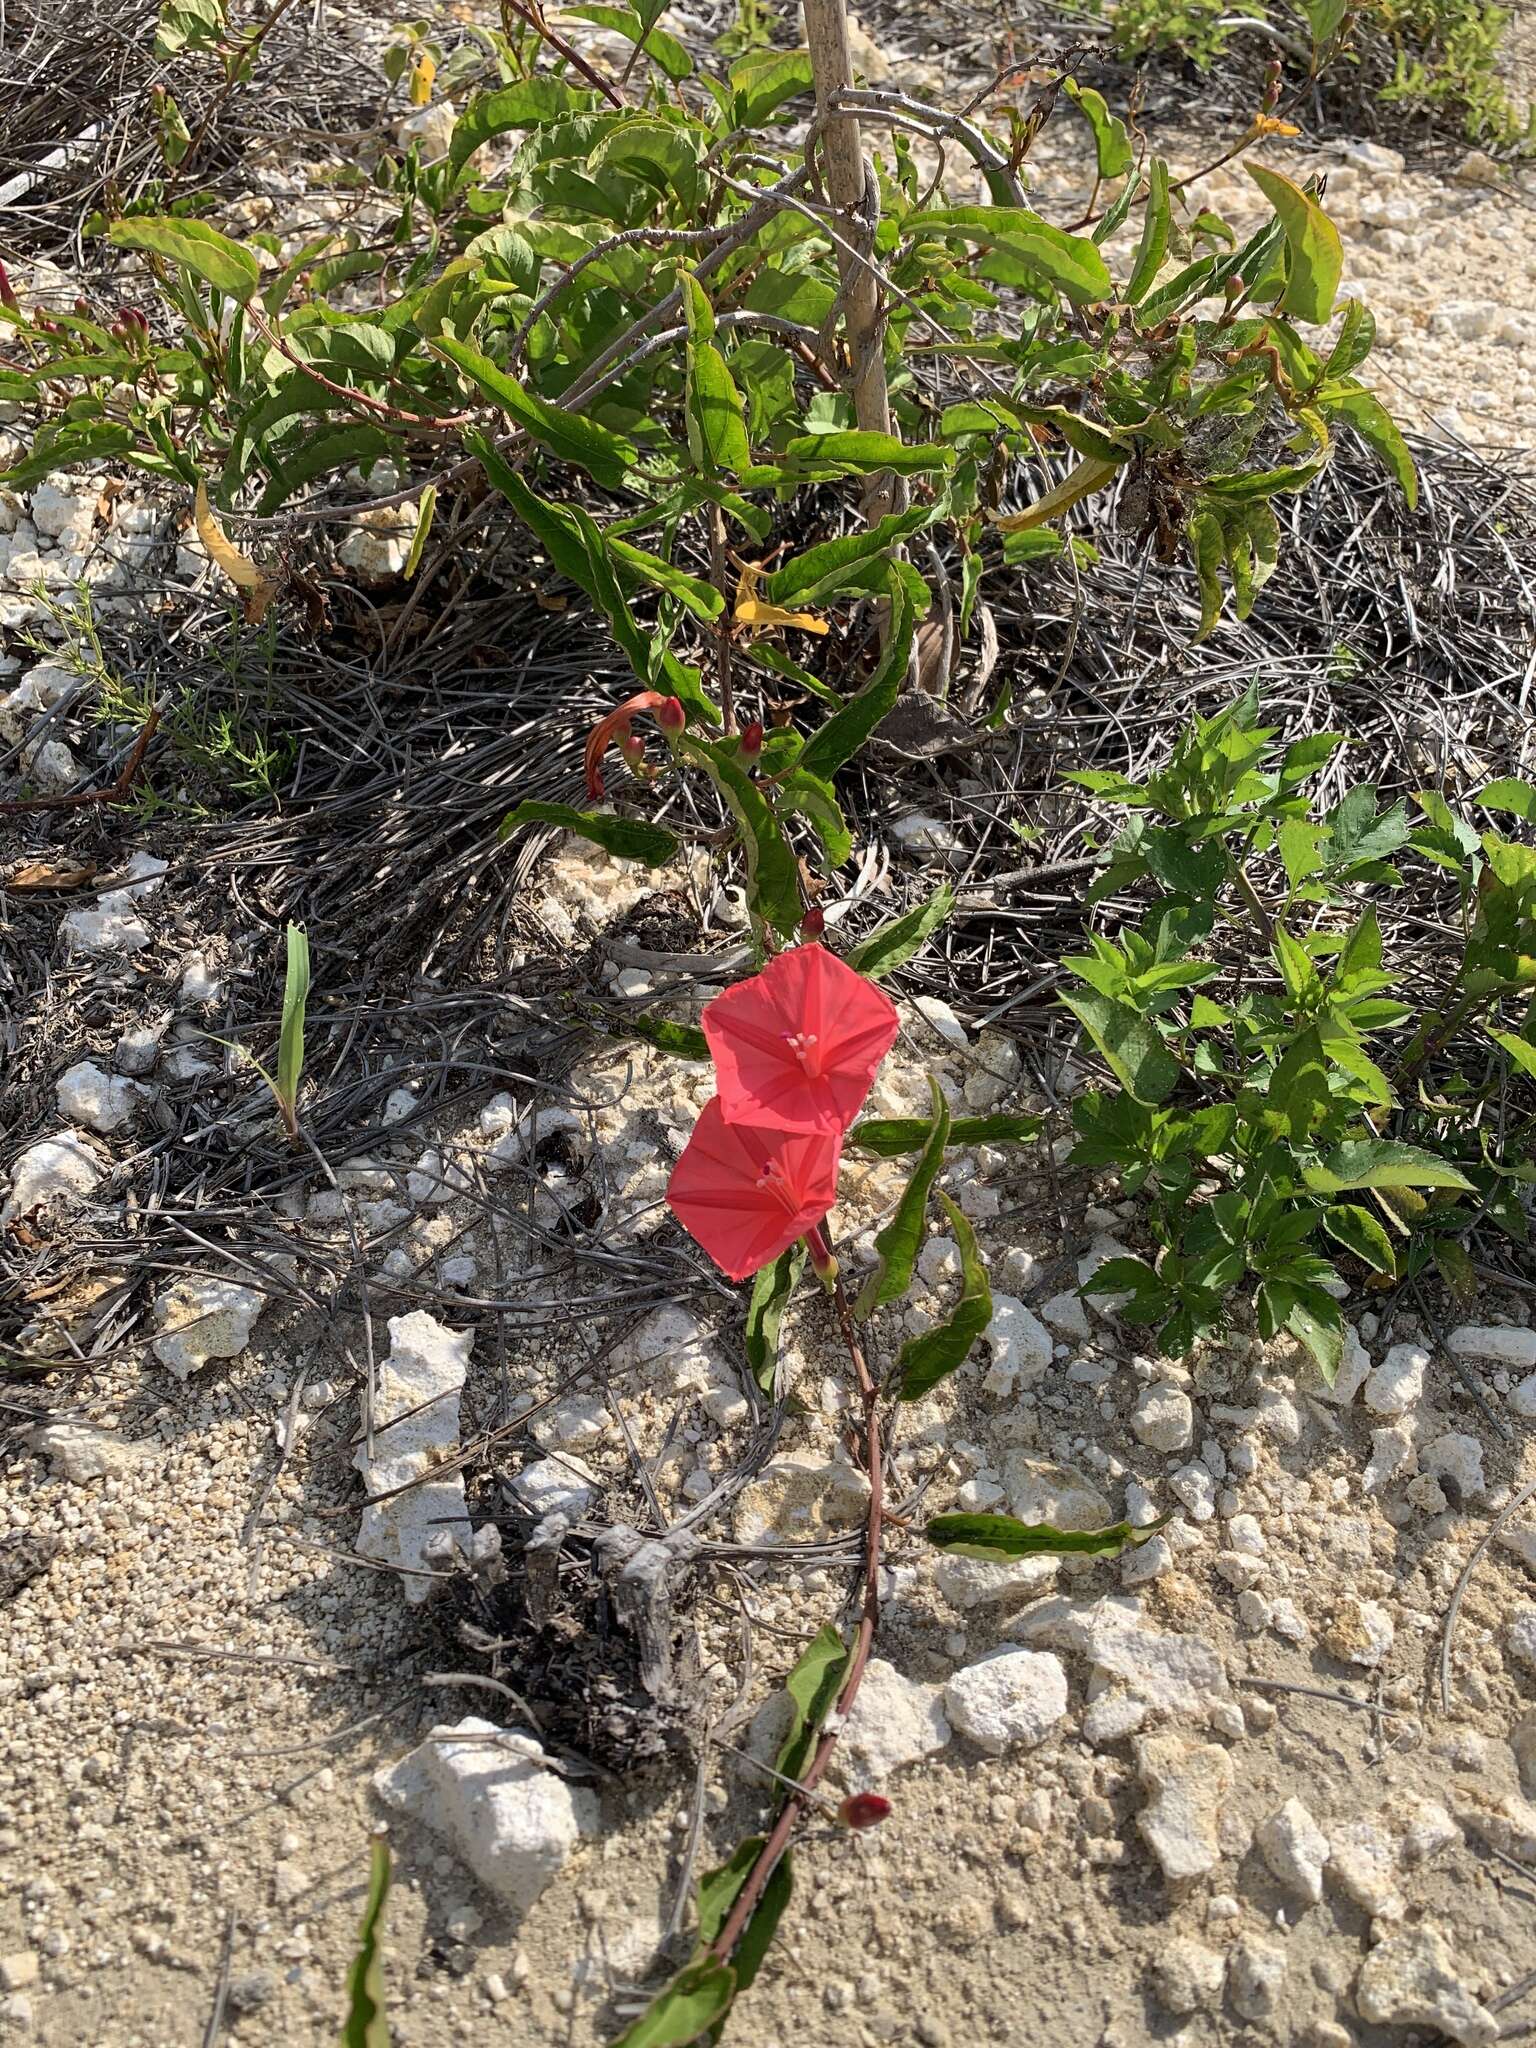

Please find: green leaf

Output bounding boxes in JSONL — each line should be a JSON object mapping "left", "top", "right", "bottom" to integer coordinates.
{"left": 907, "top": 206, "right": 1112, "bottom": 305}
{"left": 1188, "top": 508, "right": 1224, "bottom": 641}
{"left": 1274, "top": 927, "right": 1322, "bottom": 1008}
{"left": 609, "top": 1958, "right": 738, "bottom": 2048}
{"left": 843, "top": 884, "right": 954, "bottom": 980}
{"left": 1059, "top": 989, "right": 1180, "bottom": 1105}
{"left": 565, "top": 3, "right": 692, "bottom": 77}
{"left": 1285, "top": 1286, "right": 1344, "bottom": 1383}
{"left": 497, "top": 799, "right": 680, "bottom": 866}
{"left": 925, "top": 1512, "right": 1168, "bottom": 1561}
{"left": 777, "top": 766, "right": 852, "bottom": 867}
{"left": 1246, "top": 164, "right": 1341, "bottom": 326}
{"left": 402, "top": 482, "right": 437, "bottom": 580}
{"left": 276, "top": 923, "right": 310, "bottom": 1122}
{"left": 1302, "top": 1140, "right": 1474, "bottom": 1194}
{"left": 775, "top": 1623, "right": 849, "bottom": 1784}
{"left": 729, "top": 46, "right": 815, "bottom": 124}
{"left": 796, "top": 590, "right": 915, "bottom": 782}
{"left": 434, "top": 335, "right": 635, "bottom": 490}
{"left": 1126, "top": 158, "right": 1171, "bottom": 306}
{"left": 449, "top": 79, "right": 593, "bottom": 174}
{"left": 898, "top": 1195, "right": 992, "bottom": 1400}
{"left": 1063, "top": 78, "right": 1134, "bottom": 179}
{"left": 624, "top": 1013, "right": 711, "bottom": 1060}
{"left": 1323, "top": 299, "right": 1375, "bottom": 380}
{"left": 109, "top": 216, "right": 259, "bottom": 299}
{"left": 763, "top": 432, "right": 955, "bottom": 480}
{"left": 745, "top": 1244, "right": 805, "bottom": 1396}
{"left": 769, "top": 506, "right": 936, "bottom": 607}
{"left": 337, "top": 1839, "right": 393, "bottom": 2048}
{"left": 1489, "top": 1028, "right": 1536, "bottom": 1082}
{"left": 695, "top": 1840, "right": 792, "bottom": 2004}
{"left": 0, "top": 420, "right": 135, "bottom": 491}
{"left": 849, "top": 1112, "right": 1041, "bottom": 1157}
{"left": 684, "top": 738, "right": 801, "bottom": 939}
{"left": 1327, "top": 386, "right": 1417, "bottom": 507}
{"left": 1322, "top": 1202, "right": 1397, "bottom": 1276}
{"left": 1479, "top": 778, "right": 1536, "bottom": 823}
{"left": 686, "top": 338, "right": 752, "bottom": 475}
{"left": 855, "top": 1078, "right": 950, "bottom": 1320}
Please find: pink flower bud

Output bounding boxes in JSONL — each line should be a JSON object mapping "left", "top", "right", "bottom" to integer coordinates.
{"left": 799, "top": 906, "right": 825, "bottom": 938}
{"left": 0, "top": 263, "right": 17, "bottom": 314}
{"left": 739, "top": 719, "right": 763, "bottom": 763}
{"left": 838, "top": 1793, "right": 891, "bottom": 1830}
{"left": 656, "top": 696, "right": 686, "bottom": 734}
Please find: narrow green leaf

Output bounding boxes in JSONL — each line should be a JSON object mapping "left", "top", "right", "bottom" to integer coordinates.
{"left": 695, "top": 1840, "right": 792, "bottom": 2003}
{"left": 855, "top": 1077, "right": 950, "bottom": 1319}
{"left": 1322, "top": 1202, "right": 1397, "bottom": 1276}
{"left": 1301, "top": 1139, "right": 1474, "bottom": 1194}
{"left": 1323, "top": 299, "right": 1375, "bottom": 380}
{"left": 402, "top": 483, "right": 436, "bottom": 580}
{"left": 745, "top": 1245, "right": 805, "bottom": 1396}
{"left": 684, "top": 738, "right": 801, "bottom": 939}
{"left": 849, "top": 1112, "right": 1041, "bottom": 1157}
{"left": 775, "top": 1623, "right": 849, "bottom": 1785}
{"left": 906, "top": 206, "right": 1111, "bottom": 304}
{"left": 898, "top": 1195, "right": 992, "bottom": 1400}
{"left": 1188, "top": 508, "right": 1224, "bottom": 642}
{"left": 1489, "top": 1028, "right": 1536, "bottom": 1081}
{"left": 777, "top": 767, "right": 852, "bottom": 867}
{"left": 687, "top": 340, "right": 751, "bottom": 475}
{"left": 843, "top": 883, "right": 954, "bottom": 980}
{"left": 337, "top": 1839, "right": 393, "bottom": 2048}
{"left": 498, "top": 799, "right": 679, "bottom": 866}
{"left": 110, "top": 215, "right": 259, "bottom": 299}
{"left": 925, "top": 1512, "right": 1168, "bottom": 1560}
{"left": 1246, "top": 164, "right": 1342, "bottom": 326}
{"left": 1059, "top": 988, "right": 1181, "bottom": 1105}
{"left": 565, "top": 3, "right": 692, "bottom": 77}
{"left": 434, "top": 336, "right": 635, "bottom": 490}
{"left": 1126, "top": 158, "right": 1170, "bottom": 306}
{"left": 276, "top": 923, "right": 310, "bottom": 1122}
{"left": 624, "top": 1013, "right": 711, "bottom": 1060}
{"left": 610, "top": 1958, "right": 737, "bottom": 2048}
{"left": 796, "top": 590, "right": 916, "bottom": 782}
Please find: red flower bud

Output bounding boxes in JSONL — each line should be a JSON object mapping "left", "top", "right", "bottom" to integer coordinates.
{"left": 837, "top": 1793, "right": 891, "bottom": 1830}
{"left": 799, "top": 905, "right": 825, "bottom": 938}
{"left": 739, "top": 718, "right": 764, "bottom": 762}
{"left": 619, "top": 731, "right": 646, "bottom": 769}
{"left": 0, "top": 262, "right": 17, "bottom": 314}
{"left": 74, "top": 296, "right": 91, "bottom": 319}
{"left": 656, "top": 696, "right": 686, "bottom": 734}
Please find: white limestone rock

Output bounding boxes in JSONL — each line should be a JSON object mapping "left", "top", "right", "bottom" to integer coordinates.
{"left": 31, "top": 1422, "right": 154, "bottom": 1483}
{"left": 55, "top": 1060, "right": 143, "bottom": 1134}
{"left": 1323, "top": 1595, "right": 1395, "bottom": 1669}
{"left": 1150, "top": 1936, "right": 1225, "bottom": 2016}
{"left": 835, "top": 1659, "right": 951, "bottom": 1788}
{"left": 1228, "top": 1937, "right": 1287, "bottom": 2023}
{"left": 943, "top": 1648, "right": 1068, "bottom": 1754}
{"left": 1363, "top": 1343, "right": 1427, "bottom": 1416}
{"left": 1131, "top": 1383, "right": 1194, "bottom": 1452}
{"left": 374, "top": 1717, "right": 598, "bottom": 1914}
{"left": 1135, "top": 1733, "right": 1233, "bottom": 1882}
{"left": 509, "top": 1454, "right": 599, "bottom": 1521}
{"left": 933, "top": 1551, "right": 1058, "bottom": 1612}
{"left": 1420, "top": 1431, "right": 1485, "bottom": 1500}
{"left": 980, "top": 1295, "right": 1054, "bottom": 1394}
{"left": 355, "top": 1312, "right": 473, "bottom": 1599}
{"left": 732, "top": 1454, "right": 869, "bottom": 1545}
{"left": 152, "top": 1275, "right": 266, "bottom": 1379}
{"left": 1355, "top": 1927, "right": 1498, "bottom": 2046}
{"left": 1257, "top": 1797, "right": 1330, "bottom": 1904}
{"left": 1448, "top": 1324, "right": 1536, "bottom": 1370}
{"left": 1, "top": 1132, "right": 101, "bottom": 1229}
{"left": 61, "top": 851, "right": 168, "bottom": 955}
{"left": 1329, "top": 1819, "right": 1405, "bottom": 1919}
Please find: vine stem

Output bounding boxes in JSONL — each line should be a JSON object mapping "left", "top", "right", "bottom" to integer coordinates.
{"left": 707, "top": 1221, "right": 884, "bottom": 1964}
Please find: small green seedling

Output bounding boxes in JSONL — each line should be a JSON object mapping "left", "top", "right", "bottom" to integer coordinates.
{"left": 337, "top": 1837, "right": 392, "bottom": 2048}
{"left": 273, "top": 922, "right": 311, "bottom": 1142}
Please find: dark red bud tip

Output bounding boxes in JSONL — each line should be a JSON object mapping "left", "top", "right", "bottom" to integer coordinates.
{"left": 74, "top": 296, "right": 91, "bottom": 318}
{"left": 838, "top": 1793, "right": 891, "bottom": 1831}
{"left": 656, "top": 696, "right": 686, "bottom": 734}
{"left": 739, "top": 718, "right": 764, "bottom": 761}
{"left": 1226, "top": 275, "right": 1246, "bottom": 295}
{"left": 800, "top": 906, "right": 825, "bottom": 937}
{"left": 0, "top": 261, "right": 16, "bottom": 313}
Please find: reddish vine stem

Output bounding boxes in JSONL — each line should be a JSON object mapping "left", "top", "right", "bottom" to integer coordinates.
{"left": 708, "top": 1226, "right": 884, "bottom": 1964}
{"left": 500, "top": 0, "right": 625, "bottom": 109}
{"left": 0, "top": 702, "right": 162, "bottom": 816}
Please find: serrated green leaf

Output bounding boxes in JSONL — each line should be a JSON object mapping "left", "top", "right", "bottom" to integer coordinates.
{"left": 745, "top": 1244, "right": 804, "bottom": 1396}
{"left": 337, "top": 1839, "right": 393, "bottom": 2048}
{"left": 498, "top": 799, "right": 679, "bottom": 865}
{"left": 855, "top": 1077, "right": 950, "bottom": 1318}
{"left": 1247, "top": 164, "right": 1341, "bottom": 326}
{"left": 1059, "top": 989, "right": 1180, "bottom": 1105}
{"left": 924, "top": 1512, "right": 1168, "bottom": 1560}
{"left": 1301, "top": 1140, "right": 1474, "bottom": 1194}
{"left": 898, "top": 1195, "right": 992, "bottom": 1399}
{"left": 843, "top": 884, "right": 954, "bottom": 980}
{"left": 110, "top": 215, "right": 258, "bottom": 299}
{"left": 848, "top": 1112, "right": 1041, "bottom": 1157}
{"left": 775, "top": 1623, "right": 849, "bottom": 1785}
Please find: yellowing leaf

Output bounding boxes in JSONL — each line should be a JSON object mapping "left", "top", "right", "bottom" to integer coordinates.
{"left": 410, "top": 50, "right": 436, "bottom": 107}
{"left": 194, "top": 480, "right": 278, "bottom": 623}
{"left": 735, "top": 596, "right": 829, "bottom": 634}
{"left": 990, "top": 455, "right": 1120, "bottom": 533}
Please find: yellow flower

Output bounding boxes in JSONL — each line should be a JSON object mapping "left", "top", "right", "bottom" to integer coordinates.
{"left": 732, "top": 562, "right": 829, "bottom": 636}
{"left": 1253, "top": 114, "right": 1300, "bottom": 137}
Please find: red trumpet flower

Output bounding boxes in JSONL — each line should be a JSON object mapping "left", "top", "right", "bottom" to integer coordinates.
{"left": 666, "top": 1096, "right": 841, "bottom": 1281}
{"left": 703, "top": 943, "right": 899, "bottom": 1138}
{"left": 583, "top": 690, "right": 685, "bottom": 799}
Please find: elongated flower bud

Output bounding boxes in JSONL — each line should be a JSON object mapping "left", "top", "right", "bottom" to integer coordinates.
{"left": 838, "top": 1793, "right": 891, "bottom": 1830}
{"left": 0, "top": 263, "right": 17, "bottom": 314}
{"left": 656, "top": 696, "right": 686, "bottom": 734}
{"left": 799, "top": 906, "right": 825, "bottom": 938}
{"left": 739, "top": 718, "right": 763, "bottom": 764}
